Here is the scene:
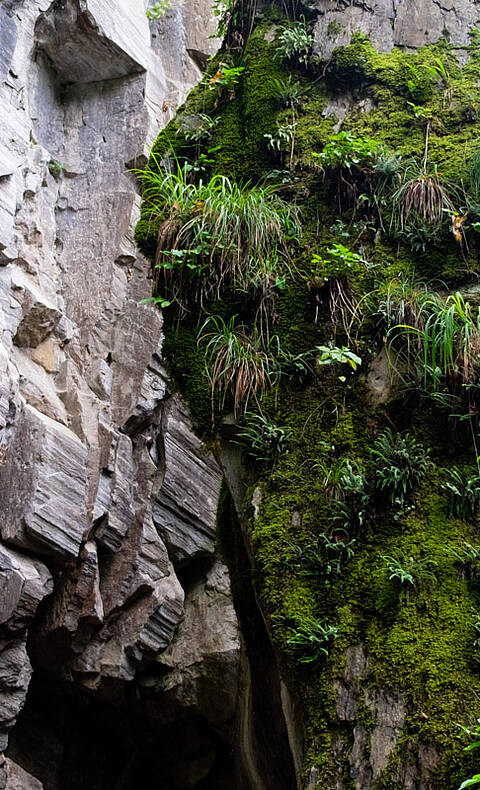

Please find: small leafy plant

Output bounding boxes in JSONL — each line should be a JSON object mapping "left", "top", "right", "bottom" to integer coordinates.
{"left": 371, "top": 429, "right": 432, "bottom": 505}
{"left": 313, "top": 131, "right": 380, "bottom": 172}
{"left": 287, "top": 530, "right": 356, "bottom": 587}
{"left": 208, "top": 63, "right": 245, "bottom": 91}
{"left": 48, "top": 159, "right": 67, "bottom": 180}
{"left": 237, "top": 413, "right": 291, "bottom": 462}
{"left": 312, "top": 243, "right": 367, "bottom": 279}
{"left": 146, "top": 0, "right": 178, "bottom": 19}
{"left": 445, "top": 541, "right": 480, "bottom": 580}
{"left": 286, "top": 620, "right": 338, "bottom": 663}
{"left": 383, "top": 553, "right": 437, "bottom": 602}
{"left": 442, "top": 468, "right": 480, "bottom": 518}
{"left": 270, "top": 76, "right": 304, "bottom": 108}
{"left": 316, "top": 344, "right": 362, "bottom": 372}
{"left": 457, "top": 719, "right": 480, "bottom": 789}
{"left": 210, "top": 0, "right": 236, "bottom": 38}
{"left": 264, "top": 123, "right": 296, "bottom": 154}
{"left": 329, "top": 460, "right": 371, "bottom": 532}
{"left": 182, "top": 114, "right": 219, "bottom": 143}
{"left": 275, "top": 17, "right": 313, "bottom": 66}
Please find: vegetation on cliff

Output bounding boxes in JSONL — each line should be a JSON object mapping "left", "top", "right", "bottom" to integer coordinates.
{"left": 136, "top": 5, "right": 480, "bottom": 786}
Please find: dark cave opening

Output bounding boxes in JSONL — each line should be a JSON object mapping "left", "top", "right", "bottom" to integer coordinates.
{"left": 6, "top": 671, "right": 235, "bottom": 790}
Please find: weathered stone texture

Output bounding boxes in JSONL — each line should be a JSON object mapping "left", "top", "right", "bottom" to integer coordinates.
{"left": 313, "top": 0, "right": 480, "bottom": 60}
{"left": 153, "top": 398, "right": 222, "bottom": 565}
{"left": 0, "top": 757, "right": 44, "bottom": 790}
{"left": 0, "top": 0, "right": 235, "bottom": 782}
{"left": 0, "top": 545, "right": 52, "bottom": 752}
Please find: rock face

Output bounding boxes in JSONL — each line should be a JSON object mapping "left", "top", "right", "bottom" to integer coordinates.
{"left": 0, "top": 1, "right": 242, "bottom": 788}
{"left": 0, "top": 546, "right": 52, "bottom": 751}
{"left": 313, "top": 0, "right": 480, "bottom": 60}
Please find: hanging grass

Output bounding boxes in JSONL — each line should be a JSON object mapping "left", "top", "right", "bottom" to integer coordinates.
{"left": 136, "top": 155, "right": 301, "bottom": 315}
{"left": 391, "top": 163, "right": 455, "bottom": 234}
{"left": 388, "top": 290, "right": 480, "bottom": 400}
{"left": 199, "top": 314, "right": 279, "bottom": 419}
{"left": 466, "top": 145, "right": 480, "bottom": 202}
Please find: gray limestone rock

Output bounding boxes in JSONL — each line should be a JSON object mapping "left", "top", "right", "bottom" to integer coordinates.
{"left": 0, "top": 758, "right": 44, "bottom": 790}
{"left": 151, "top": 558, "right": 240, "bottom": 732}
{"left": 0, "top": 0, "right": 232, "bottom": 774}
{"left": 0, "top": 545, "right": 52, "bottom": 751}
{"left": 313, "top": 0, "right": 480, "bottom": 61}
{"left": 0, "top": 404, "right": 88, "bottom": 559}
{"left": 152, "top": 398, "right": 221, "bottom": 565}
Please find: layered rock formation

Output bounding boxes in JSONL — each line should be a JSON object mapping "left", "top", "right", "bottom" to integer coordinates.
{"left": 0, "top": 1, "right": 242, "bottom": 788}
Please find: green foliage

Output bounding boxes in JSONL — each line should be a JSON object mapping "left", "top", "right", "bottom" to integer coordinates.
{"left": 264, "top": 123, "right": 296, "bottom": 154}
{"left": 383, "top": 553, "right": 438, "bottom": 601}
{"left": 237, "top": 413, "right": 291, "bottom": 462}
{"left": 467, "top": 145, "right": 480, "bottom": 202}
{"left": 286, "top": 620, "right": 338, "bottom": 663}
{"left": 312, "top": 243, "right": 368, "bottom": 279}
{"left": 371, "top": 429, "right": 432, "bottom": 505}
{"left": 182, "top": 114, "right": 219, "bottom": 143}
{"left": 287, "top": 530, "right": 356, "bottom": 588}
{"left": 445, "top": 541, "right": 480, "bottom": 581}
{"left": 375, "top": 276, "right": 431, "bottom": 333}
{"left": 275, "top": 346, "right": 315, "bottom": 384}
{"left": 137, "top": 18, "right": 480, "bottom": 785}
{"left": 48, "top": 159, "right": 66, "bottom": 180}
{"left": 199, "top": 315, "right": 277, "bottom": 418}
{"left": 458, "top": 720, "right": 480, "bottom": 789}
{"left": 136, "top": 157, "right": 300, "bottom": 311}
{"left": 443, "top": 469, "right": 480, "bottom": 518}
{"left": 389, "top": 291, "right": 480, "bottom": 399}
{"left": 316, "top": 344, "right": 362, "bottom": 372}
{"left": 383, "top": 554, "right": 416, "bottom": 587}
{"left": 270, "top": 76, "right": 304, "bottom": 108}
{"left": 146, "top": 0, "right": 178, "bottom": 19}
{"left": 403, "top": 60, "right": 449, "bottom": 102}
{"left": 313, "top": 130, "right": 380, "bottom": 171}
{"left": 275, "top": 17, "right": 313, "bottom": 67}
{"left": 207, "top": 63, "right": 245, "bottom": 91}
{"left": 210, "top": 0, "right": 236, "bottom": 38}
{"left": 390, "top": 161, "right": 455, "bottom": 237}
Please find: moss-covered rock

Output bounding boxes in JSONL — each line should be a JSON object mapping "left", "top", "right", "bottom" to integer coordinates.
{"left": 137, "top": 8, "right": 480, "bottom": 788}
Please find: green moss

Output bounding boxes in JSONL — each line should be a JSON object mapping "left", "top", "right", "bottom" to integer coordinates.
{"left": 136, "top": 11, "right": 480, "bottom": 787}
{"left": 161, "top": 319, "right": 212, "bottom": 433}
{"left": 242, "top": 22, "right": 289, "bottom": 178}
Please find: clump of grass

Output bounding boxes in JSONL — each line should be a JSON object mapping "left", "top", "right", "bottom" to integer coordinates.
{"left": 388, "top": 291, "right": 480, "bottom": 399}
{"left": 445, "top": 541, "right": 480, "bottom": 579}
{"left": 274, "top": 17, "right": 313, "bottom": 67}
{"left": 442, "top": 468, "right": 480, "bottom": 518}
{"left": 390, "top": 161, "right": 456, "bottom": 240}
{"left": 199, "top": 315, "right": 278, "bottom": 418}
{"left": 136, "top": 156, "right": 300, "bottom": 315}
{"left": 286, "top": 620, "right": 338, "bottom": 663}
{"left": 237, "top": 413, "right": 291, "bottom": 463}
{"left": 383, "top": 553, "right": 437, "bottom": 602}
{"left": 467, "top": 145, "right": 480, "bottom": 202}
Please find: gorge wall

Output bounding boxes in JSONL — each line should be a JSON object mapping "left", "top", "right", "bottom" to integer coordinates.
{"left": 3, "top": 0, "right": 480, "bottom": 789}
{"left": 0, "top": 2, "right": 246, "bottom": 788}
